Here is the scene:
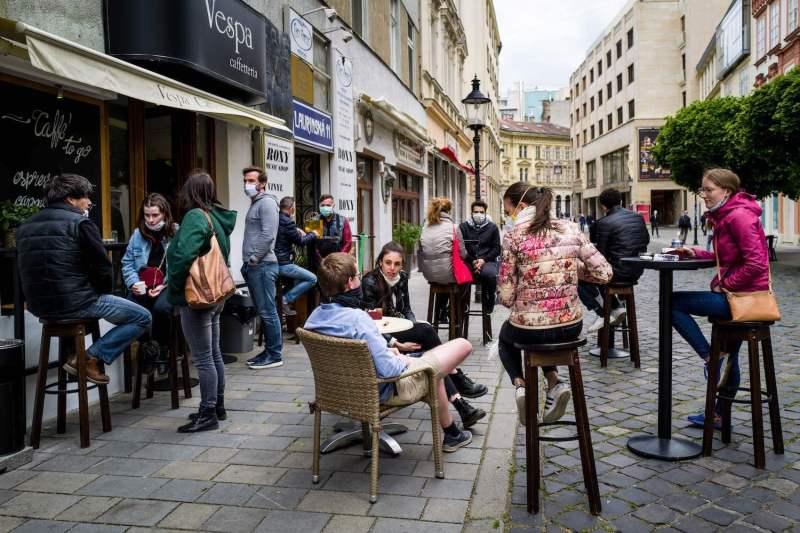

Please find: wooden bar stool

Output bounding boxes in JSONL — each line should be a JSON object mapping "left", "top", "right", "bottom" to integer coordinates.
{"left": 516, "top": 338, "right": 601, "bottom": 515}
{"left": 703, "top": 320, "right": 783, "bottom": 469}
{"left": 462, "top": 282, "right": 492, "bottom": 345}
{"left": 133, "top": 310, "right": 192, "bottom": 410}
{"left": 30, "top": 318, "right": 111, "bottom": 449}
{"left": 594, "top": 282, "right": 640, "bottom": 368}
{"left": 426, "top": 283, "right": 462, "bottom": 341}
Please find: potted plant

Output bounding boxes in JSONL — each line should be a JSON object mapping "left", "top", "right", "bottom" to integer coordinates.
{"left": 0, "top": 201, "right": 40, "bottom": 248}
{"left": 392, "top": 222, "right": 422, "bottom": 271}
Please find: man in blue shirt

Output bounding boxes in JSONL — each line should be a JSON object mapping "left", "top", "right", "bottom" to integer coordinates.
{"left": 304, "top": 253, "right": 473, "bottom": 452}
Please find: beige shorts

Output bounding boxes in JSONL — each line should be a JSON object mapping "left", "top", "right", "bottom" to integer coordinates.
{"left": 384, "top": 352, "right": 444, "bottom": 406}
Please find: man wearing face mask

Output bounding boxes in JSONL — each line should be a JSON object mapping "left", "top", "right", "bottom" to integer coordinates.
{"left": 275, "top": 196, "right": 317, "bottom": 315}
{"left": 313, "top": 194, "right": 352, "bottom": 263}
{"left": 459, "top": 200, "right": 501, "bottom": 314}
{"left": 241, "top": 166, "right": 283, "bottom": 370}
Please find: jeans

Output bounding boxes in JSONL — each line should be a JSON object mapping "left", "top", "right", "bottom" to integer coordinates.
{"left": 279, "top": 263, "right": 317, "bottom": 303}
{"left": 73, "top": 294, "right": 152, "bottom": 365}
{"left": 128, "top": 290, "right": 172, "bottom": 345}
{"left": 671, "top": 291, "right": 741, "bottom": 403}
{"left": 651, "top": 224, "right": 659, "bottom": 237}
{"left": 179, "top": 304, "right": 224, "bottom": 409}
{"left": 679, "top": 228, "right": 689, "bottom": 243}
{"left": 499, "top": 320, "right": 582, "bottom": 384}
{"left": 242, "top": 262, "right": 282, "bottom": 360}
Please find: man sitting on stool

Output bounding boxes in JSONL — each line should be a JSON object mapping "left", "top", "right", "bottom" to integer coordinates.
{"left": 276, "top": 196, "right": 317, "bottom": 316}
{"left": 459, "top": 200, "right": 501, "bottom": 314}
{"left": 579, "top": 188, "right": 650, "bottom": 333}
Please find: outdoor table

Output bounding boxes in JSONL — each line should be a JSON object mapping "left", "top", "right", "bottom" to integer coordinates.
{"left": 321, "top": 316, "right": 414, "bottom": 456}
{"left": 621, "top": 256, "right": 715, "bottom": 461}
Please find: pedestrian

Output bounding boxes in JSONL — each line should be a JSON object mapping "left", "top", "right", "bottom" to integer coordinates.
{"left": 705, "top": 220, "right": 714, "bottom": 252}
{"left": 700, "top": 212, "right": 708, "bottom": 236}
{"left": 313, "top": 194, "right": 352, "bottom": 261}
{"left": 672, "top": 169, "right": 769, "bottom": 430}
{"left": 650, "top": 209, "right": 660, "bottom": 237}
{"left": 578, "top": 188, "right": 649, "bottom": 333}
{"left": 459, "top": 200, "right": 501, "bottom": 314}
{"left": 498, "top": 184, "right": 612, "bottom": 425}
{"left": 239, "top": 166, "right": 283, "bottom": 370}
{"left": 578, "top": 212, "right": 586, "bottom": 232}
{"left": 678, "top": 210, "right": 692, "bottom": 243}
{"left": 17, "top": 174, "right": 152, "bottom": 385}
{"left": 121, "top": 193, "right": 177, "bottom": 372}
{"left": 167, "top": 170, "right": 237, "bottom": 433}
{"left": 276, "top": 196, "right": 317, "bottom": 316}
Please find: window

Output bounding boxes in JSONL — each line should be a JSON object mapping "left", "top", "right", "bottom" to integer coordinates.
{"left": 352, "top": 0, "right": 367, "bottom": 39}
{"left": 628, "top": 99, "right": 635, "bottom": 119}
{"left": 575, "top": 83, "right": 580, "bottom": 96}
{"left": 607, "top": 113, "right": 613, "bottom": 130}
{"left": 602, "top": 147, "right": 629, "bottom": 185}
{"left": 590, "top": 124, "right": 595, "bottom": 139}
{"left": 627, "top": 28, "right": 634, "bottom": 49}
{"left": 617, "top": 106, "right": 623, "bottom": 124}
{"left": 536, "top": 146, "right": 541, "bottom": 159}
{"left": 598, "top": 60, "right": 603, "bottom": 76}
{"left": 681, "top": 53, "right": 686, "bottom": 81}
{"left": 582, "top": 76, "right": 586, "bottom": 90}
{"left": 313, "top": 34, "right": 331, "bottom": 111}
{"left": 587, "top": 160, "right": 597, "bottom": 188}
{"left": 756, "top": 15, "right": 766, "bottom": 58}
{"left": 607, "top": 82, "right": 612, "bottom": 99}
{"left": 598, "top": 120, "right": 604, "bottom": 136}
{"left": 627, "top": 64, "right": 634, "bottom": 84}
{"left": 555, "top": 147, "right": 561, "bottom": 160}
{"left": 598, "top": 90, "right": 603, "bottom": 106}
{"left": 583, "top": 102, "right": 587, "bottom": 115}
{"left": 583, "top": 129, "right": 587, "bottom": 144}
{"left": 576, "top": 135, "right": 581, "bottom": 147}
{"left": 617, "top": 73, "right": 623, "bottom": 91}
{"left": 790, "top": 0, "right": 799, "bottom": 32}
{"left": 576, "top": 108, "right": 580, "bottom": 120}
{"left": 616, "top": 40, "right": 622, "bottom": 58}
{"left": 590, "top": 68, "right": 594, "bottom": 83}
{"left": 606, "top": 50, "right": 612, "bottom": 68}
{"left": 769, "top": 2, "right": 779, "bottom": 50}
{"left": 590, "top": 96, "right": 594, "bottom": 111}
{"left": 407, "top": 19, "right": 415, "bottom": 91}
{"left": 390, "top": 0, "right": 399, "bottom": 71}
{"left": 519, "top": 145, "right": 528, "bottom": 158}
{"left": 520, "top": 168, "right": 528, "bottom": 181}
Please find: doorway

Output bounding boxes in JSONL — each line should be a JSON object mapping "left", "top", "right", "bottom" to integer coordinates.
{"left": 356, "top": 156, "right": 375, "bottom": 270}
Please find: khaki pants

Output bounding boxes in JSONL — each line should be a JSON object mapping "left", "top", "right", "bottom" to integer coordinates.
{"left": 384, "top": 352, "right": 443, "bottom": 406}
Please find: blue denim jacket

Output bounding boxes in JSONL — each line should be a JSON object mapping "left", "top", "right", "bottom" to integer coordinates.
{"left": 304, "top": 302, "right": 407, "bottom": 401}
{"left": 121, "top": 229, "right": 172, "bottom": 289}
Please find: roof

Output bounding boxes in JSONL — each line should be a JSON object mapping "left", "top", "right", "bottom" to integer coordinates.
{"left": 499, "top": 119, "right": 570, "bottom": 138}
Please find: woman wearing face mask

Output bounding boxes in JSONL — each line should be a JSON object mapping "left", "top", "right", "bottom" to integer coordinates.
{"left": 122, "top": 193, "right": 177, "bottom": 357}
{"left": 498, "top": 183, "right": 612, "bottom": 426}
{"left": 673, "top": 168, "right": 770, "bottom": 430}
{"left": 361, "top": 241, "right": 488, "bottom": 427}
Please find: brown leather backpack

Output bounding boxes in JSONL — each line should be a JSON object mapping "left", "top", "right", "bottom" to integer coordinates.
{"left": 184, "top": 211, "right": 235, "bottom": 309}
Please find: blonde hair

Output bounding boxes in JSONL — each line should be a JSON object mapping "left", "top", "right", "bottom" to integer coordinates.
{"left": 702, "top": 168, "right": 741, "bottom": 194}
{"left": 317, "top": 252, "right": 358, "bottom": 297}
{"left": 426, "top": 197, "right": 452, "bottom": 225}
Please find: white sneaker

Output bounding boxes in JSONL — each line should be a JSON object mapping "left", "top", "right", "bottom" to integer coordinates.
{"left": 587, "top": 316, "right": 605, "bottom": 333}
{"left": 609, "top": 307, "right": 627, "bottom": 326}
{"left": 543, "top": 382, "right": 571, "bottom": 423}
{"left": 515, "top": 386, "right": 526, "bottom": 426}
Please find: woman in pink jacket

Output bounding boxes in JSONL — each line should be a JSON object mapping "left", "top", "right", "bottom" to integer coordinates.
{"left": 673, "top": 168, "right": 770, "bottom": 429}
{"left": 498, "top": 183, "right": 612, "bottom": 425}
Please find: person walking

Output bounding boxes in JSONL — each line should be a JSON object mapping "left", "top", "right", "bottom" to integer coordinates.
{"left": 578, "top": 212, "right": 586, "bottom": 232}
{"left": 167, "top": 170, "right": 237, "bottom": 433}
{"left": 498, "top": 183, "right": 612, "bottom": 425}
{"left": 276, "top": 196, "right": 317, "bottom": 316}
{"left": 240, "top": 166, "right": 283, "bottom": 370}
{"left": 17, "top": 174, "right": 152, "bottom": 385}
{"left": 678, "top": 210, "right": 692, "bottom": 243}
{"left": 650, "top": 209, "right": 660, "bottom": 237}
{"left": 459, "top": 200, "right": 501, "bottom": 314}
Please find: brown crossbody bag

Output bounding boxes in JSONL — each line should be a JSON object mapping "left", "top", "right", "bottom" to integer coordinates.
{"left": 184, "top": 211, "right": 235, "bottom": 309}
{"left": 714, "top": 238, "right": 780, "bottom": 322}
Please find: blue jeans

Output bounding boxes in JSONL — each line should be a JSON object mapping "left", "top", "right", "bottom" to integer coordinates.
{"left": 73, "top": 294, "right": 152, "bottom": 365}
{"left": 179, "top": 304, "right": 224, "bottom": 409}
{"left": 242, "top": 262, "right": 282, "bottom": 360}
{"left": 671, "top": 291, "right": 741, "bottom": 401}
{"left": 279, "top": 263, "right": 317, "bottom": 303}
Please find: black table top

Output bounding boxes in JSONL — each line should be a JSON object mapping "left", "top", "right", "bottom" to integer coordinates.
{"left": 621, "top": 257, "right": 715, "bottom": 271}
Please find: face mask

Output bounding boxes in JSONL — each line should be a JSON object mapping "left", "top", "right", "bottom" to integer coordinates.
{"left": 382, "top": 271, "right": 401, "bottom": 287}
{"left": 244, "top": 184, "right": 259, "bottom": 197}
{"left": 320, "top": 206, "right": 333, "bottom": 217}
{"left": 145, "top": 220, "right": 166, "bottom": 232}
{"left": 472, "top": 213, "right": 486, "bottom": 225}
{"left": 708, "top": 195, "right": 729, "bottom": 213}
{"left": 82, "top": 210, "right": 90, "bottom": 218}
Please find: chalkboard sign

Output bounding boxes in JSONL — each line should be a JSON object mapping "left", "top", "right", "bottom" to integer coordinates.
{"left": 0, "top": 80, "right": 103, "bottom": 229}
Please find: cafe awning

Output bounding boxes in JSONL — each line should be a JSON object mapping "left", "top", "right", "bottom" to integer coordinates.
{"left": 0, "top": 17, "right": 290, "bottom": 132}
{"left": 438, "top": 146, "right": 474, "bottom": 175}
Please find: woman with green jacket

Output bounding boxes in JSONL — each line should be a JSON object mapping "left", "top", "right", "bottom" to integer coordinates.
{"left": 168, "top": 170, "right": 237, "bottom": 433}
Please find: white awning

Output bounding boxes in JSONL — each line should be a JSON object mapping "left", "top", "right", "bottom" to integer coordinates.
{"left": 0, "top": 17, "right": 290, "bottom": 132}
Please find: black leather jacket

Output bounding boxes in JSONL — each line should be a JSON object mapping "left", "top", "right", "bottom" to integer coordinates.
{"left": 459, "top": 219, "right": 501, "bottom": 264}
{"left": 592, "top": 206, "right": 650, "bottom": 281}
{"left": 360, "top": 269, "right": 415, "bottom": 321}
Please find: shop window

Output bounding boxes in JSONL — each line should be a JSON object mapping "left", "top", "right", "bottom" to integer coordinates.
{"left": 108, "top": 101, "right": 132, "bottom": 242}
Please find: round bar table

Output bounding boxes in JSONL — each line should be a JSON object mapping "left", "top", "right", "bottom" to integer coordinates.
{"left": 622, "top": 257, "right": 714, "bottom": 461}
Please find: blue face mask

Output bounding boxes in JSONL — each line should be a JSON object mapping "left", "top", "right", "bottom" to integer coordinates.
{"left": 320, "top": 206, "right": 333, "bottom": 217}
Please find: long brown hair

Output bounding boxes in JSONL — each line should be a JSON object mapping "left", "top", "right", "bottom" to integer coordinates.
{"left": 503, "top": 182, "right": 554, "bottom": 236}
{"left": 426, "top": 197, "right": 452, "bottom": 225}
{"left": 372, "top": 241, "right": 405, "bottom": 311}
{"left": 138, "top": 193, "right": 175, "bottom": 242}
{"left": 178, "top": 169, "right": 219, "bottom": 216}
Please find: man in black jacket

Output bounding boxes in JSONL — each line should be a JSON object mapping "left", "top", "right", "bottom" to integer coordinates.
{"left": 16, "top": 174, "right": 151, "bottom": 385}
{"left": 459, "top": 200, "right": 501, "bottom": 314}
{"left": 678, "top": 210, "right": 692, "bottom": 243}
{"left": 581, "top": 188, "right": 650, "bottom": 333}
{"left": 276, "top": 197, "right": 317, "bottom": 315}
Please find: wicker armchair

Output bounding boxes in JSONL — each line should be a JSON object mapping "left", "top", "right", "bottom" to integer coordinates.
{"left": 297, "top": 328, "right": 445, "bottom": 503}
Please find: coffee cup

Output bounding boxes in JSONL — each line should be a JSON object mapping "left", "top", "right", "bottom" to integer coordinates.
{"left": 133, "top": 281, "right": 146, "bottom": 294}
{"left": 368, "top": 309, "right": 383, "bottom": 320}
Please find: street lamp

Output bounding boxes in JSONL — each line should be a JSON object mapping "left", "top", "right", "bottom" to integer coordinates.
{"left": 462, "top": 76, "right": 491, "bottom": 201}
{"left": 693, "top": 192, "right": 699, "bottom": 245}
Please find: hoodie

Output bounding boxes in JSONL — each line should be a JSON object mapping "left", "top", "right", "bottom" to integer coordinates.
{"left": 693, "top": 192, "right": 769, "bottom": 293}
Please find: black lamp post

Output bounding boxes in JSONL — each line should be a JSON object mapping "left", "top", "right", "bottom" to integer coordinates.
{"left": 693, "top": 193, "right": 699, "bottom": 245}
{"left": 462, "top": 76, "right": 491, "bottom": 201}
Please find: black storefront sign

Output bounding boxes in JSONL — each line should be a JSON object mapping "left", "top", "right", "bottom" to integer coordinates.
{"left": 104, "top": 0, "right": 268, "bottom": 104}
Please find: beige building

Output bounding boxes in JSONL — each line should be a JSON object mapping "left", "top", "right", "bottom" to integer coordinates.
{"left": 500, "top": 119, "right": 576, "bottom": 217}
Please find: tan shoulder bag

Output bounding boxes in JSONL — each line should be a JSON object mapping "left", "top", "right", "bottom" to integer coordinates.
{"left": 715, "top": 241, "right": 780, "bottom": 322}
{"left": 185, "top": 211, "right": 235, "bottom": 309}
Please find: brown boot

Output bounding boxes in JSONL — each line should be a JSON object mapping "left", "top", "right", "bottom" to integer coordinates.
{"left": 85, "top": 358, "right": 110, "bottom": 385}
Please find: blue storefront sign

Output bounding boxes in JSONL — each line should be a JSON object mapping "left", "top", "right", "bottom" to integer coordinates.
{"left": 292, "top": 99, "right": 333, "bottom": 152}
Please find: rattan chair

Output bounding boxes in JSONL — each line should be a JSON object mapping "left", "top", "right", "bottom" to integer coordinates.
{"left": 297, "top": 328, "right": 445, "bottom": 503}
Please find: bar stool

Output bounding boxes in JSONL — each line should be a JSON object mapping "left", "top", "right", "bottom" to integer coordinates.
{"left": 132, "top": 310, "right": 193, "bottom": 410}
{"left": 426, "top": 283, "right": 462, "bottom": 341}
{"left": 462, "top": 282, "right": 492, "bottom": 345}
{"left": 593, "top": 282, "right": 640, "bottom": 368}
{"left": 516, "top": 337, "right": 601, "bottom": 515}
{"left": 703, "top": 319, "right": 783, "bottom": 469}
{"left": 30, "top": 318, "right": 111, "bottom": 449}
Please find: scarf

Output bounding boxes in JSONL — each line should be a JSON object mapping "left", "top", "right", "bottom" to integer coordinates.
{"left": 327, "top": 287, "right": 363, "bottom": 309}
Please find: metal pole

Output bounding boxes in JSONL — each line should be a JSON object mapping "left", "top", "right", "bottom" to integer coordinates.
{"left": 473, "top": 127, "right": 482, "bottom": 201}
{"left": 693, "top": 194, "right": 699, "bottom": 246}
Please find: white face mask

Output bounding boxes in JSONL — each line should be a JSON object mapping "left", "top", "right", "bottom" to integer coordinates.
{"left": 145, "top": 220, "right": 166, "bottom": 232}
{"left": 708, "top": 195, "right": 729, "bottom": 212}
{"left": 382, "top": 271, "right": 401, "bottom": 287}
{"left": 82, "top": 210, "right": 90, "bottom": 218}
{"left": 472, "top": 213, "right": 486, "bottom": 225}
{"left": 244, "top": 184, "right": 259, "bottom": 197}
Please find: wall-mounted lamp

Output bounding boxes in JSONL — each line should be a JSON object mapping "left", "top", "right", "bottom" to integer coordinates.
{"left": 379, "top": 162, "right": 396, "bottom": 204}
{"left": 323, "top": 26, "right": 353, "bottom": 42}
{"left": 300, "top": 7, "right": 337, "bottom": 21}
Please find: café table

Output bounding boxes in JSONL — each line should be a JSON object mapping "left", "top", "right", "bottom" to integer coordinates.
{"left": 320, "top": 316, "right": 414, "bottom": 456}
{"left": 621, "top": 256, "right": 715, "bottom": 461}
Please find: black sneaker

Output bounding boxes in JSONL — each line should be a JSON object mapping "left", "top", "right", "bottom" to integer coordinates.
{"left": 443, "top": 429, "right": 473, "bottom": 452}
{"left": 453, "top": 398, "right": 486, "bottom": 428}
{"left": 248, "top": 353, "right": 284, "bottom": 370}
{"left": 450, "top": 368, "right": 488, "bottom": 399}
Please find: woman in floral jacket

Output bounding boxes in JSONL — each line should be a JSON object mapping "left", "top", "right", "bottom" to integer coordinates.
{"left": 498, "top": 183, "right": 612, "bottom": 425}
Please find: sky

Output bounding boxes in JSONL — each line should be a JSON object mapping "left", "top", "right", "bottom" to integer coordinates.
{"left": 495, "top": 0, "right": 631, "bottom": 94}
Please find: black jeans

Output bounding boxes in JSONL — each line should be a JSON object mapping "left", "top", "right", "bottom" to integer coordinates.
{"left": 475, "top": 261, "right": 498, "bottom": 312}
{"left": 128, "top": 291, "right": 172, "bottom": 345}
{"left": 499, "top": 320, "right": 583, "bottom": 384}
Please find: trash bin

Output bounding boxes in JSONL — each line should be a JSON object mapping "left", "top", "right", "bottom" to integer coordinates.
{"left": 220, "top": 290, "right": 256, "bottom": 354}
{"left": 0, "top": 339, "right": 25, "bottom": 455}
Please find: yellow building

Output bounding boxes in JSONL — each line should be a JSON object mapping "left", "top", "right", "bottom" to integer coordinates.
{"left": 500, "top": 119, "right": 577, "bottom": 217}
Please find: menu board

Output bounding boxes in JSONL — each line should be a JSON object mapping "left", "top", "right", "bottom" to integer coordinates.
{"left": 0, "top": 80, "right": 102, "bottom": 228}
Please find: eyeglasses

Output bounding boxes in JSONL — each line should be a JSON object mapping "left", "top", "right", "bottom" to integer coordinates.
{"left": 696, "top": 187, "right": 717, "bottom": 197}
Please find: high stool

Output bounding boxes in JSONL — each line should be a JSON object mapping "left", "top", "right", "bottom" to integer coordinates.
{"left": 30, "top": 319, "right": 111, "bottom": 449}
{"left": 462, "top": 282, "right": 492, "bottom": 345}
{"left": 703, "top": 320, "right": 783, "bottom": 469}
{"left": 132, "top": 310, "right": 193, "bottom": 410}
{"left": 593, "top": 282, "right": 640, "bottom": 368}
{"left": 516, "top": 338, "right": 601, "bottom": 515}
{"left": 426, "top": 283, "right": 462, "bottom": 341}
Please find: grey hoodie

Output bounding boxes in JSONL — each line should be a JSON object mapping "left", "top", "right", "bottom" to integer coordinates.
{"left": 243, "top": 192, "right": 280, "bottom": 264}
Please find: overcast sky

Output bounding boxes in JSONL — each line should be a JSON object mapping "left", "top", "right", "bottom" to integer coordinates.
{"left": 496, "top": 0, "right": 630, "bottom": 93}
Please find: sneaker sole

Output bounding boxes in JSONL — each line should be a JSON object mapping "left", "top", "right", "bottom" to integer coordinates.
{"left": 516, "top": 389, "right": 526, "bottom": 426}
{"left": 248, "top": 360, "right": 284, "bottom": 370}
{"left": 443, "top": 432, "right": 473, "bottom": 452}
{"left": 542, "top": 390, "right": 571, "bottom": 424}
{"left": 63, "top": 362, "right": 109, "bottom": 385}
